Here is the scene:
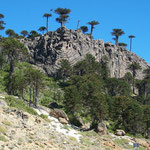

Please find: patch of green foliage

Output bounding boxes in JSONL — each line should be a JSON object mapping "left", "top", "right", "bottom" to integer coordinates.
{"left": 40, "top": 77, "right": 64, "bottom": 107}
{"left": 0, "top": 70, "right": 8, "bottom": 92}
{"left": 113, "top": 138, "right": 129, "bottom": 146}
{"left": 5, "top": 96, "right": 37, "bottom": 115}
{"left": 40, "top": 114, "right": 48, "bottom": 119}
{"left": 0, "top": 126, "right": 6, "bottom": 135}
{"left": 39, "top": 114, "right": 51, "bottom": 122}
{"left": 2, "top": 120, "right": 12, "bottom": 126}
{"left": 0, "top": 135, "right": 7, "bottom": 142}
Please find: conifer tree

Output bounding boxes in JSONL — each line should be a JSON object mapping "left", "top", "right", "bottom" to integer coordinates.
{"left": 55, "top": 8, "right": 71, "bottom": 27}
{"left": 88, "top": 20, "right": 99, "bottom": 37}
{"left": 111, "top": 29, "right": 125, "bottom": 46}
{"left": 43, "top": 13, "right": 52, "bottom": 33}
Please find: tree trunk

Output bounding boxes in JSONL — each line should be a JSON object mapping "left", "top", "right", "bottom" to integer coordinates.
{"left": 61, "top": 21, "right": 63, "bottom": 27}
{"left": 116, "top": 36, "right": 119, "bottom": 46}
{"left": 130, "top": 38, "right": 132, "bottom": 52}
{"left": 35, "top": 85, "right": 38, "bottom": 107}
{"left": 21, "top": 88, "right": 24, "bottom": 100}
{"left": 33, "top": 87, "right": 35, "bottom": 106}
{"left": 90, "top": 25, "right": 94, "bottom": 37}
{"left": 8, "top": 59, "right": 14, "bottom": 95}
{"left": 29, "top": 87, "right": 32, "bottom": 106}
{"left": 46, "top": 17, "right": 48, "bottom": 33}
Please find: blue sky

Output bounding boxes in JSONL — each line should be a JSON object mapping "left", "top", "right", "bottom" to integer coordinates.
{"left": 0, "top": 0, "right": 150, "bottom": 64}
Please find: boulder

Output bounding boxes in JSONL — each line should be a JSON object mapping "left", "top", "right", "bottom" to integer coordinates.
{"left": 49, "top": 102, "right": 59, "bottom": 109}
{"left": 97, "top": 122, "right": 107, "bottom": 135}
{"left": 115, "top": 129, "right": 126, "bottom": 136}
{"left": 58, "top": 117, "right": 68, "bottom": 124}
{"left": 49, "top": 109, "right": 69, "bottom": 121}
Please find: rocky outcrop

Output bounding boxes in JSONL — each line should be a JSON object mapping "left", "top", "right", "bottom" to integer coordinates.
{"left": 20, "top": 27, "right": 149, "bottom": 79}
{"left": 49, "top": 108, "right": 69, "bottom": 123}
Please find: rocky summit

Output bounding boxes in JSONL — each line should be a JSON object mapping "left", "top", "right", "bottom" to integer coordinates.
{"left": 20, "top": 27, "right": 149, "bottom": 79}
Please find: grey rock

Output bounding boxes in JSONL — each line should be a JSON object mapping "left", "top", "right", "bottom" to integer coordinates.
{"left": 50, "top": 108, "right": 69, "bottom": 121}
{"left": 115, "top": 129, "right": 126, "bottom": 136}
{"left": 96, "top": 122, "right": 107, "bottom": 135}
{"left": 58, "top": 117, "right": 68, "bottom": 124}
{"left": 20, "top": 27, "right": 149, "bottom": 79}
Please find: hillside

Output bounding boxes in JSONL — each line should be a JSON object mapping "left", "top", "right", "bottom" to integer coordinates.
{"left": 20, "top": 27, "right": 149, "bottom": 79}
{"left": 0, "top": 94, "right": 150, "bottom": 150}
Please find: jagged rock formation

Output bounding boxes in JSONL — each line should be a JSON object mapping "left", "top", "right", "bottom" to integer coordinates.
{"left": 20, "top": 27, "right": 149, "bottom": 79}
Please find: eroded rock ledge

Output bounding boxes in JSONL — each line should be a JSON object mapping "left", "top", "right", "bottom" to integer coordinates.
{"left": 20, "top": 27, "right": 149, "bottom": 79}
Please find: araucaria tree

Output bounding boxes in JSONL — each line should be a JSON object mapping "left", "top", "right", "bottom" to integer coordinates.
{"left": 5, "top": 29, "right": 16, "bottom": 38}
{"left": 43, "top": 13, "right": 52, "bottom": 33}
{"left": 0, "top": 14, "right": 5, "bottom": 31}
{"left": 55, "top": 8, "right": 71, "bottom": 27}
{"left": 57, "top": 59, "right": 72, "bottom": 82}
{"left": 38, "top": 26, "right": 47, "bottom": 34}
{"left": 128, "top": 62, "right": 141, "bottom": 94}
{"left": 111, "top": 29, "right": 125, "bottom": 46}
{"left": 1, "top": 38, "right": 27, "bottom": 94}
{"left": 29, "top": 30, "right": 39, "bottom": 38}
{"left": 20, "top": 30, "right": 28, "bottom": 38}
{"left": 25, "top": 66, "right": 45, "bottom": 106}
{"left": 80, "top": 26, "right": 88, "bottom": 34}
{"left": 11, "top": 62, "right": 45, "bottom": 106}
{"left": 129, "top": 35, "right": 135, "bottom": 52}
{"left": 88, "top": 20, "right": 99, "bottom": 37}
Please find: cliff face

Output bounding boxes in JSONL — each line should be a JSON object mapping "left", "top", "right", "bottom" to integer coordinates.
{"left": 20, "top": 27, "right": 149, "bottom": 79}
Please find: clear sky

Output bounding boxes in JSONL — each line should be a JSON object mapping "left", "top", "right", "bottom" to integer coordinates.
{"left": 0, "top": 0, "right": 150, "bottom": 64}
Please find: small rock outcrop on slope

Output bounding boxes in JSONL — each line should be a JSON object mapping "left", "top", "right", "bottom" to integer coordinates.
{"left": 20, "top": 27, "right": 149, "bottom": 79}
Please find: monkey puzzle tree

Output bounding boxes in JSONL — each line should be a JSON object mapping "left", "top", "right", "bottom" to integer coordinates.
{"left": 57, "top": 59, "right": 72, "bottom": 82}
{"left": 25, "top": 66, "right": 45, "bottom": 106}
{"left": 129, "top": 35, "right": 135, "bottom": 52}
{"left": 43, "top": 13, "right": 52, "bottom": 33}
{"left": 29, "top": 30, "right": 39, "bottom": 38}
{"left": 5, "top": 29, "right": 16, "bottom": 38}
{"left": 111, "top": 29, "right": 125, "bottom": 46}
{"left": 80, "top": 26, "right": 88, "bottom": 34}
{"left": 1, "top": 38, "right": 27, "bottom": 94}
{"left": 88, "top": 20, "right": 99, "bottom": 37}
{"left": 20, "top": 30, "right": 28, "bottom": 38}
{"left": 55, "top": 8, "right": 71, "bottom": 27}
{"left": 64, "top": 74, "right": 108, "bottom": 128}
{"left": 118, "top": 43, "right": 127, "bottom": 47}
{"left": 38, "top": 26, "right": 47, "bottom": 34}
{"left": 0, "top": 14, "right": 5, "bottom": 31}
{"left": 128, "top": 62, "right": 141, "bottom": 94}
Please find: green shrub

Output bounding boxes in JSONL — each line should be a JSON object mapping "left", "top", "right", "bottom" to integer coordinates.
{"left": 0, "top": 126, "right": 6, "bottom": 134}
{"left": 0, "top": 70, "right": 8, "bottom": 92}
{"left": 5, "top": 96, "right": 37, "bottom": 115}
{"left": 40, "top": 95, "right": 53, "bottom": 107}
{"left": 2, "top": 120, "right": 12, "bottom": 126}
{"left": 0, "top": 135, "right": 7, "bottom": 142}
{"left": 40, "top": 114, "right": 48, "bottom": 119}
{"left": 39, "top": 114, "right": 50, "bottom": 122}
